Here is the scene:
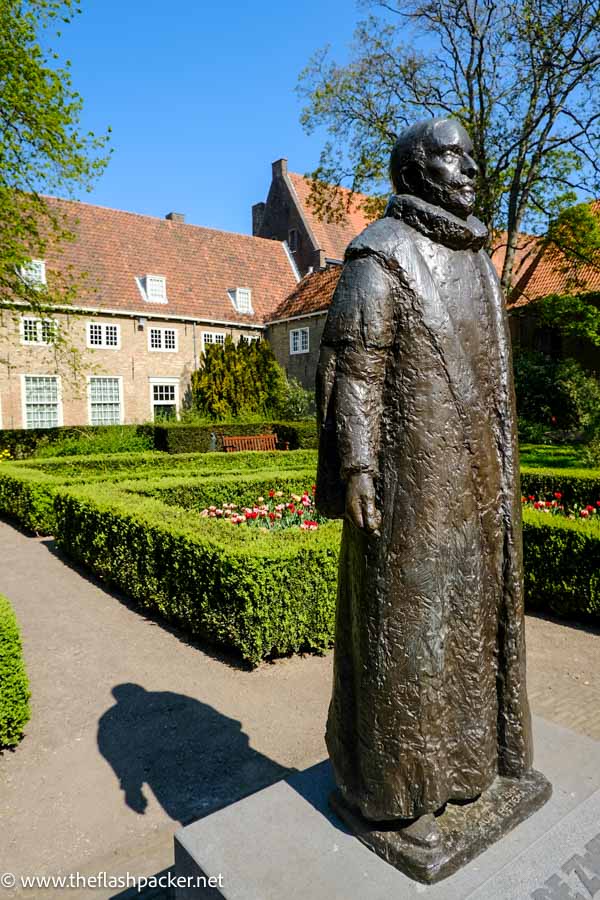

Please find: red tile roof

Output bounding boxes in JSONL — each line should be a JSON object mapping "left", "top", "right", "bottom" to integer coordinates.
{"left": 268, "top": 266, "right": 342, "bottom": 322}
{"left": 287, "top": 173, "right": 375, "bottom": 262}
{"left": 507, "top": 202, "right": 600, "bottom": 309}
{"left": 42, "top": 197, "right": 299, "bottom": 325}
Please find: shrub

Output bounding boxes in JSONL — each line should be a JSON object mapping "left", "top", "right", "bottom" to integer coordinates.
{"left": 0, "top": 594, "right": 30, "bottom": 748}
{"left": 191, "top": 337, "right": 287, "bottom": 419}
{"left": 523, "top": 510, "right": 600, "bottom": 618}
{"left": 276, "top": 377, "right": 316, "bottom": 420}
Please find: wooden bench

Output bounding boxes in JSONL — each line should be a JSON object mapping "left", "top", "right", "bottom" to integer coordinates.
{"left": 222, "top": 433, "right": 288, "bottom": 452}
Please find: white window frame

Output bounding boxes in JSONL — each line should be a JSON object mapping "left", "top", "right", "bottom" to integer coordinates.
{"left": 148, "top": 376, "right": 179, "bottom": 420}
{"left": 21, "top": 374, "right": 63, "bottom": 429}
{"left": 290, "top": 327, "right": 310, "bottom": 355}
{"left": 87, "top": 376, "right": 124, "bottom": 426}
{"left": 148, "top": 326, "right": 178, "bottom": 353}
{"left": 19, "top": 259, "right": 46, "bottom": 287}
{"left": 202, "top": 331, "right": 226, "bottom": 351}
{"left": 20, "top": 316, "right": 57, "bottom": 347}
{"left": 86, "top": 321, "right": 121, "bottom": 350}
{"left": 143, "top": 274, "right": 168, "bottom": 304}
{"left": 233, "top": 287, "right": 253, "bottom": 314}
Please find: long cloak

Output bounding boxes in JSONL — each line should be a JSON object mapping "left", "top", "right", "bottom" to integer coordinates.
{"left": 316, "top": 194, "right": 533, "bottom": 822}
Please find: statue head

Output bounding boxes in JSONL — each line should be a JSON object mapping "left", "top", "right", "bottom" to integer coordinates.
{"left": 390, "top": 118, "right": 479, "bottom": 220}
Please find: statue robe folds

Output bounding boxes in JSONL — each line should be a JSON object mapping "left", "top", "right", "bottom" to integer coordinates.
{"left": 316, "top": 194, "right": 533, "bottom": 822}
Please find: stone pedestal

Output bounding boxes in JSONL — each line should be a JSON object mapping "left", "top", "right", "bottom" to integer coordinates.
{"left": 174, "top": 718, "right": 600, "bottom": 899}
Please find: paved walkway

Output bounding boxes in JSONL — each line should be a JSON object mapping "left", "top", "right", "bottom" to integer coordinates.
{"left": 0, "top": 519, "right": 599, "bottom": 898}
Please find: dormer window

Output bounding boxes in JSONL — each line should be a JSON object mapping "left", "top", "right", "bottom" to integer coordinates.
{"left": 141, "top": 274, "right": 167, "bottom": 303}
{"left": 233, "top": 287, "right": 252, "bottom": 314}
{"left": 288, "top": 229, "right": 298, "bottom": 253}
{"left": 19, "top": 259, "right": 46, "bottom": 287}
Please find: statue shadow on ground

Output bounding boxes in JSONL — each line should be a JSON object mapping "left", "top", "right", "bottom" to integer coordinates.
{"left": 98, "top": 683, "right": 294, "bottom": 828}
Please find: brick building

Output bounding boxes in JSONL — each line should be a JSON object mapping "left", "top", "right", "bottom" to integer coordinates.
{"left": 257, "top": 161, "right": 600, "bottom": 389}
{"left": 0, "top": 198, "right": 299, "bottom": 429}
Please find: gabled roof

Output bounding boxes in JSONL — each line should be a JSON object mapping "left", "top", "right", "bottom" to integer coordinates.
{"left": 286, "top": 173, "right": 374, "bottom": 263}
{"left": 40, "top": 197, "right": 299, "bottom": 324}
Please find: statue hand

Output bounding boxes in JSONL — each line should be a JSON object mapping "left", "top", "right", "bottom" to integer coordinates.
{"left": 345, "top": 473, "right": 381, "bottom": 534}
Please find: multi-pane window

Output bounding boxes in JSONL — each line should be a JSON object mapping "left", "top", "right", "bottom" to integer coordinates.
{"left": 23, "top": 375, "right": 60, "bottom": 429}
{"left": 202, "top": 331, "right": 226, "bottom": 350}
{"left": 89, "top": 377, "right": 122, "bottom": 425}
{"left": 19, "top": 259, "right": 46, "bottom": 287}
{"left": 144, "top": 275, "right": 167, "bottom": 303}
{"left": 290, "top": 327, "right": 310, "bottom": 354}
{"left": 233, "top": 288, "right": 252, "bottom": 313}
{"left": 21, "top": 317, "right": 56, "bottom": 345}
{"left": 87, "top": 322, "right": 120, "bottom": 349}
{"left": 150, "top": 379, "right": 178, "bottom": 421}
{"left": 148, "top": 327, "right": 177, "bottom": 352}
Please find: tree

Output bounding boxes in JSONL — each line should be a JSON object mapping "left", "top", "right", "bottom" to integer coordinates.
{"left": 298, "top": 0, "right": 600, "bottom": 292}
{"left": 191, "top": 338, "right": 288, "bottom": 420}
{"left": 0, "top": 0, "right": 110, "bottom": 320}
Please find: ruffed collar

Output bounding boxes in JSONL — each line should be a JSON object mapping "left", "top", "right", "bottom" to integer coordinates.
{"left": 384, "top": 193, "right": 488, "bottom": 251}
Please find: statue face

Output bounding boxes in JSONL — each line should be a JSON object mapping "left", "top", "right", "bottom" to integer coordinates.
{"left": 418, "top": 120, "right": 479, "bottom": 220}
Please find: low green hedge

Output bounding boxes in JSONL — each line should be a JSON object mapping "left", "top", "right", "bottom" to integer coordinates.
{"left": 140, "top": 469, "right": 316, "bottom": 511}
{"left": 54, "top": 485, "right": 340, "bottom": 666}
{"left": 149, "top": 421, "right": 318, "bottom": 454}
{"left": 0, "top": 468, "right": 63, "bottom": 533}
{"left": 523, "top": 509, "right": 600, "bottom": 618}
{"left": 521, "top": 467, "right": 600, "bottom": 508}
{"left": 0, "top": 594, "right": 30, "bottom": 748}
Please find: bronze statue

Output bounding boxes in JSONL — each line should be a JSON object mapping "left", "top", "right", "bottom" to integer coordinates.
{"left": 316, "top": 118, "right": 551, "bottom": 882}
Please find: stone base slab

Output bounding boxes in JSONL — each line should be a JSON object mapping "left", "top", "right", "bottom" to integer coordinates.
{"left": 329, "top": 769, "right": 552, "bottom": 884}
{"left": 173, "top": 718, "right": 600, "bottom": 899}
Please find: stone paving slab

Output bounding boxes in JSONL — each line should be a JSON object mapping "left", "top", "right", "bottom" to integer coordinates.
{"left": 174, "top": 718, "right": 600, "bottom": 900}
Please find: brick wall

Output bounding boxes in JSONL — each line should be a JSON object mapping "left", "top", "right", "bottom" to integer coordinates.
{"left": 266, "top": 315, "right": 326, "bottom": 392}
{"left": 0, "top": 308, "right": 261, "bottom": 428}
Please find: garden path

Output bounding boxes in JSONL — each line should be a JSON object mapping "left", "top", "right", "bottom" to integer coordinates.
{"left": 0, "top": 519, "right": 599, "bottom": 899}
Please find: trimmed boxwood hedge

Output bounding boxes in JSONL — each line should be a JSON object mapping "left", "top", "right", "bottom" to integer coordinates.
{"left": 53, "top": 485, "right": 340, "bottom": 667}
{"left": 3, "top": 451, "right": 600, "bottom": 666}
{"left": 148, "top": 421, "right": 318, "bottom": 454}
{"left": 523, "top": 509, "right": 600, "bottom": 619}
{"left": 521, "top": 467, "right": 600, "bottom": 508}
{"left": 0, "top": 594, "right": 30, "bottom": 748}
{"left": 139, "top": 469, "right": 317, "bottom": 511}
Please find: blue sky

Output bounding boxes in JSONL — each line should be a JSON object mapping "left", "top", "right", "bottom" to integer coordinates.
{"left": 54, "top": 0, "right": 363, "bottom": 235}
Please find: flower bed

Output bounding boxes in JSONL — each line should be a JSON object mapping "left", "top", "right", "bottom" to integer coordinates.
{"left": 522, "top": 491, "right": 600, "bottom": 519}
{"left": 200, "top": 486, "right": 325, "bottom": 531}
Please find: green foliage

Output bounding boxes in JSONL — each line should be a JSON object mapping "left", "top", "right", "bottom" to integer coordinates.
{"left": 523, "top": 510, "right": 600, "bottom": 618}
{"left": 0, "top": 0, "right": 110, "bottom": 321}
{"left": 297, "top": 0, "right": 600, "bottom": 291}
{"left": 543, "top": 203, "right": 600, "bottom": 291}
{"left": 513, "top": 349, "right": 600, "bottom": 436}
{"left": 191, "top": 337, "right": 287, "bottom": 420}
{"left": 277, "top": 378, "right": 316, "bottom": 421}
{"left": 31, "top": 425, "right": 153, "bottom": 457}
{"left": 531, "top": 291, "right": 600, "bottom": 348}
{"left": 0, "top": 594, "right": 31, "bottom": 748}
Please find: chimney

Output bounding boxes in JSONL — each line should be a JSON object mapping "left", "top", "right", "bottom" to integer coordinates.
{"left": 165, "top": 212, "right": 185, "bottom": 223}
{"left": 252, "top": 202, "right": 266, "bottom": 236}
{"left": 272, "top": 158, "right": 288, "bottom": 178}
